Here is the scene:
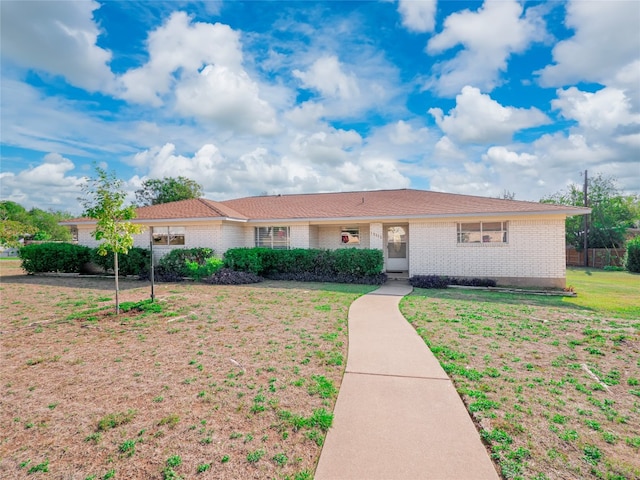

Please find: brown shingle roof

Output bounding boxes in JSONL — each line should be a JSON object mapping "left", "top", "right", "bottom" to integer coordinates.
{"left": 220, "top": 189, "right": 588, "bottom": 220}
{"left": 62, "top": 189, "right": 588, "bottom": 224}
{"left": 135, "top": 198, "right": 247, "bottom": 220}
{"left": 62, "top": 198, "right": 247, "bottom": 224}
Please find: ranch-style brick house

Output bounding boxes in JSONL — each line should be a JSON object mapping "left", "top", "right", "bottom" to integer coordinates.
{"left": 64, "top": 189, "right": 590, "bottom": 288}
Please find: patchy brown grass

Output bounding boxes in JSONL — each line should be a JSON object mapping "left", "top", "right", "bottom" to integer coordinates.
{"left": 401, "top": 274, "right": 640, "bottom": 480}
{"left": 0, "top": 259, "right": 374, "bottom": 479}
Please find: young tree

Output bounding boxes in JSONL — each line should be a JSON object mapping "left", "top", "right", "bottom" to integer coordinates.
{"left": 135, "top": 176, "right": 203, "bottom": 206}
{"left": 80, "top": 166, "right": 143, "bottom": 314}
{"left": 542, "top": 173, "right": 639, "bottom": 249}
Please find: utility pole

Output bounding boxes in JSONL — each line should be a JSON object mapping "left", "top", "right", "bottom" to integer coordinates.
{"left": 150, "top": 230, "right": 155, "bottom": 302}
{"left": 583, "top": 170, "right": 588, "bottom": 267}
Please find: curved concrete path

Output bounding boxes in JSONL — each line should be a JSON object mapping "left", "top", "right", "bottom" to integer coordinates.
{"left": 315, "top": 282, "right": 499, "bottom": 480}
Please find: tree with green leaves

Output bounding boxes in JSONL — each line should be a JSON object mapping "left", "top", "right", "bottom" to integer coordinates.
{"left": 135, "top": 176, "right": 203, "bottom": 206}
{"left": 1, "top": 201, "right": 72, "bottom": 245}
{"left": 542, "top": 173, "right": 639, "bottom": 249}
{"left": 0, "top": 219, "right": 37, "bottom": 247}
{"left": 80, "top": 166, "right": 143, "bottom": 314}
{"left": 29, "top": 208, "right": 73, "bottom": 240}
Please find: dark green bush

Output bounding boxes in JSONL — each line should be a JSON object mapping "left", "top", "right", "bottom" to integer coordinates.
{"left": 409, "top": 275, "right": 497, "bottom": 289}
{"left": 260, "top": 249, "right": 319, "bottom": 275}
{"left": 333, "top": 248, "right": 383, "bottom": 276}
{"left": 157, "top": 247, "right": 214, "bottom": 277}
{"left": 449, "top": 277, "right": 497, "bottom": 287}
{"left": 409, "top": 275, "right": 449, "bottom": 289}
{"left": 90, "top": 247, "right": 151, "bottom": 276}
{"left": 223, "top": 247, "right": 384, "bottom": 281}
{"left": 19, "top": 243, "right": 91, "bottom": 274}
{"left": 202, "top": 268, "right": 263, "bottom": 285}
{"left": 223, "top": 248, "right": 264, "bottom": 274}
{"left": 624, "top": 236, "right": 640, "bottom": 273}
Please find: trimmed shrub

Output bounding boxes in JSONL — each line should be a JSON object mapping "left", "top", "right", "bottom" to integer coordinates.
{"left": 625, "top": 236, "right": 640, "bottom": 273}
{"left": 144, "top": 266, "right": 185, "bottom": 283}
{"left": 19, "top": 243, "right": 91, "bottom": 274}
{"left": 409, "top": 275, "right": 449, "bottom": 289}
{"left": 223, "top": 248, "right": 264, "bottom": 274}
{"left": 202, "top": 268, "right": 263, "bottom": 285}
{"left": 157, "top": 247, "right": 214, "bottom": 278}
{"left": 409, "top": 275, "right": 497, "bottom": 289}
{"left": 185, "top": 257, "right": 224, "bottom": 281}
{"left": 223, "top": 247, "right": 384, "bottom": 280}
{"left": 90, "top": 247, "right": 151, "bottom": 276}
{"left": 449, "top": 277, "right": 497, "bottom": 288}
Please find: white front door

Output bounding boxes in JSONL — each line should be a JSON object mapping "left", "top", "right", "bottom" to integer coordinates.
{"left": 386, "top": 225, "right": 408, "bottom": 272}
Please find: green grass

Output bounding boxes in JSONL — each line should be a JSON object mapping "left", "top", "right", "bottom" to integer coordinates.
{"left": 563, "top": 268, "right": 640, "bottom": 318}
{"left": 401, "top": 268, "right": 639, "bottom": 480}
{"left": 96, "top": 410, "right": 136, "bottom": 431}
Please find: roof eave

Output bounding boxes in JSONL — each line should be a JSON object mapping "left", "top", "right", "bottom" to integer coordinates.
{"left": 247, "top": 208, "right": 591, "bottom": 224}
{"left": 60, "top": 216, "right": 248, "bottom": 226}
{"left": 60, "top": 208, "right": 589, "bottom": 226}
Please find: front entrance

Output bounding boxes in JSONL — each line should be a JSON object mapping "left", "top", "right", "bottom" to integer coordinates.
{"left": 385, "top": 225, "right": 408, "bottom": 272}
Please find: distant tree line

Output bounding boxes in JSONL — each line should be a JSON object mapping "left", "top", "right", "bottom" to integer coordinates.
{"left": 0, "top": 201, "right": 73, "bottom": 247}
{"left": 135, "top": 176, "right": 202, "bottom": 206}
{"left": 542, "top": 173, "right": 640, "bottom": 249}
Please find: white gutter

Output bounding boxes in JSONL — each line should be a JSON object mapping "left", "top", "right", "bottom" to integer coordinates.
{"left": 245, "top": 208, "right": 591, "bottom": 224}
{"left": 60, "top": 216, "right": 248, "bottom": 226}
{"left": 61, "top": 208, "right": 590, "bottom": 226}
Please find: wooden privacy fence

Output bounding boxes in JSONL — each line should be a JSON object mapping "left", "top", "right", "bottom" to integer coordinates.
{"left": 566, "top": 247, "right": 626, "bottom": 268}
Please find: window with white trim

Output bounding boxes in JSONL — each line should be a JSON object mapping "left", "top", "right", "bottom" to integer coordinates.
{"left": 255, "top": 226, "right": 290, "bottom": 249}
{"left": 341, "top": 227, "right": 360, "bottom": 245}
{"left": 152, "top": 226, "right": 186, "bottom": 246}
{"left": 457, "top": 221, "right": 508, "bottom": 244}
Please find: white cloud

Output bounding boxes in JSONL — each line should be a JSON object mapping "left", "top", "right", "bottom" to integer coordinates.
{"left": 0, "top": 0, "right": 115, "bottom": 92}
{"left": 534, "top": 132, "right": 617, "bottom": 166}
{"left": 483, "top": 146, "right": 536, "bottom": 168}
{"left": 133, "top": 143, "right": 225, "bottom": 182}
{"left": 429, "top": 86, "right": 550, "bottom": 144}
{"left": 174, "top": 64, "right": 279, "bottom": 135}
{"left": 293, "top": 55, "right": 360, "bottom": 100}
{"left": 337, "top": 156, "right": 410, "bottom": 190}
{"left": 389, "top": 120, "right": 425, "bottom": 145}
{"left": 290, "top": 128, "right": 362, "bottom": 166}
{"left": 552, "top": 87, "right": 640, "bottom": 142}
{"left": 128, "top": 128, "right": 411, "bottom": 200}
{"left": 0, "top": 79, "right": 137, "bottom": 157}
{"left": 284, "top": 102, "right": 326, "bottom": 128}
{"left": 537, "top": 1, "right": 640, "bottom": 91}
{"left": 0, "top": 153, "right": 84, "bottom": 210}
{"left": 287, "top": 49, "right": 404, "bottom": 121}
{"left": 119, "top": 12, "right": 243, "bottom": 105}
{"left": 426, "top": 163, "right": 496, "bottom": 196}
{"left": 425, "top": 0, "right": 547, "bottom": 96}
{"left": 398, "top": 0, "right": 437, "bottom": 33}
{"left": 118, "top": 11, "right": 278, "bottom": 134}
{"left": 433, "top": 136, "right": 467, "bottom": 162}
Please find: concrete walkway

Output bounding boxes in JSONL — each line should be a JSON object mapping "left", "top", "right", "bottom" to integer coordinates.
{"left": 314, "top": 282, "right": 499, "bottom": 480}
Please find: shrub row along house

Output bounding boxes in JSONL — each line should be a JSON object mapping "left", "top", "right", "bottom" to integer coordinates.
{"left": 62, "top": 188, "right": 589, "bottom": 288}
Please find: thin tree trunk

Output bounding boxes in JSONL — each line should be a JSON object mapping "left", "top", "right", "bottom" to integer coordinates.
{"left": 114, "top": 251, "right": 120, "bottom": 315}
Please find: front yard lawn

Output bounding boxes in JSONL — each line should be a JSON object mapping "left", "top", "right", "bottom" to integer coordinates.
{"left": 0, "top": 259, "right": 374, "bottom": 479}
{"left": 401, "top": 268, "right": 640, "bottom": 480}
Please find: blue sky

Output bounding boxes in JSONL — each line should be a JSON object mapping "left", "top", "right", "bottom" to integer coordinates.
{"left": 1, "top": 0, "right": 639, "bottom": 214}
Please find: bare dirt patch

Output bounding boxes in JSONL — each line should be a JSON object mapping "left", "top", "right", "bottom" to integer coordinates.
{"left": 1, "top": 260, "right": 371, "bottom": 479}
